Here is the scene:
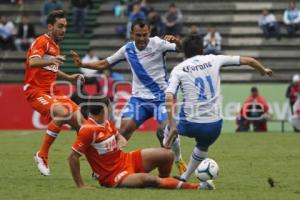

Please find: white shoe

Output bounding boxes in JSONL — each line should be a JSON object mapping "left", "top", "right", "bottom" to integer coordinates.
{"left": 34, "top": 152, "right": 50, "bottom": 176}
{"left": 200, "top": 180, "right": 215, "bottom": 190}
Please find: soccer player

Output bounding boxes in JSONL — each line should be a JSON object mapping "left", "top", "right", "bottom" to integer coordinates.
{"left": 24, "top": 10, "right": 85, "bottom": 176}
{"left": 164, "top": 36, "right": 273, "bottom": 182}
{"left": 68, "top": 96, "right": 214, "bottom": 190}
{"left": 70, "top": 19, "right": 187, "bottom": 174}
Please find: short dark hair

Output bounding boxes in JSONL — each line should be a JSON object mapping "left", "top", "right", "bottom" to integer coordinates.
{"left": 46, "top": 10, "right": 65, "bottom": 25}
{"left": 169, "top": 3, "right": 176, "bottom": 8}
{"left": 86, "top": 47, "right": 93, "bottom": 52}
{"left": 182, "top": 35, "right": 203, "bottom": 58}
{"left": 88, "top": 96, "right": 110, "bottom": 115}
{"left": 251, "top": 87, "right": 258, "bottom": 93}
{"left": 131, "top": 19, "right": 150, "bottom": 31}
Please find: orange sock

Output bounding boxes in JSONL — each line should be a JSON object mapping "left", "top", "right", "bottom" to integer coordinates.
{"left": 159, "top": 177, "right": 199, "bottom": 189}
{"left": 38, "top": 121, "right": 61, "bottom": 157}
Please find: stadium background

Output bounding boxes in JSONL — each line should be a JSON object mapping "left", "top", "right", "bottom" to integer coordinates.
{"left": 0, "top": 0, "right": 298, "bottom": 132}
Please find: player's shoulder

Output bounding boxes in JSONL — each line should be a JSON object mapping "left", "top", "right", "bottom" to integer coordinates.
{"left": 171, "top": 60, "right": 187, "bottom": 75}
{"left": 79, "top": 120, "right": 98, "bottom": 134}
{"left": 31, "top": 34, "right": 49, "bottom": 47}
{"left": 119, "top": 42, "right": 128, "bottom": 50}
{"left": 180, "top": 55, "right": 205, "bottom": 66}
{"left": 150, "top": 36, "right": 166, "bottom": 46}
{"left": 35, "top": 34, "right": 50, "bottom": 43}
{"left": 150, "top": 36, "right": 162, "bottom": 42}
{"left": 106, "top": 120, "right": 118, "bottom": 133}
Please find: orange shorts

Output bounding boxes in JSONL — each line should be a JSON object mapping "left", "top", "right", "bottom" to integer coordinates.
{"left": 100, "top": 150, "right": 145, "bottom": 187}
{"left": 24, "top": 88, "right": 79, "bottom": 122}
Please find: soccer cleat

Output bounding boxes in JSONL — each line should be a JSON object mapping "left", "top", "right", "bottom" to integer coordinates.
{"left": 34, "top": 152, "right": 50, "bottom": 176}
{"left": 175, "top": 159, "right": 187, "bottom": 175}
{"left": 156, "top": 127, "right": 165, "bottom": 147}
{"left": 173, "top": 175, "right": 186, "bottom": 182}
{"left": 200, "top": 180, "right": 216, "bottom": 190}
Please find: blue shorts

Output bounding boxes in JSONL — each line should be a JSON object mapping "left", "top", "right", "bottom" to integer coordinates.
{"left": 177, "top": 119, "right": 223, "bottom": 151}
{"left": 121, "top": 97, "right": 168, "bottom": 127}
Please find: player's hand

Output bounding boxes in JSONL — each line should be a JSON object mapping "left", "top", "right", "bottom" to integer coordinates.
{"left": 70, "top": 50, "right": 82, "bottom": 67}
{"left": 163, "top": 35, "right": 178, "bottom": 43}
{"left": 163, "top": 127, "right": 178, "bottom": 149}
{"left": 263, "top": 68, "right": 273, "bottom": 77}
{"left": 117, "top": 134, "right": 128, "bottom": 149}
{"left": 50, "top": 55, "right": 66, "bottom": 66}
{"left": 69, "top": 74, "right": 85, "bottom": 83}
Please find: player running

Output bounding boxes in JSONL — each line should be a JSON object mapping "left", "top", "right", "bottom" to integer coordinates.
{"left": 164, "top": 36, "right": 273, "bottom": 183}
{"left": 71, "top": 19, "right": 187, "bottom": 174}
{"left": 24, "top": 10, "right": 85, "bottom": 176}
{"left": 68, "top": 96, "right": 214, "bottom": 190}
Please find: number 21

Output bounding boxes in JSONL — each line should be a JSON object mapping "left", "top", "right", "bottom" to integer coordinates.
{"left": 195, "top": 76, "right": 215, "bottom": 100}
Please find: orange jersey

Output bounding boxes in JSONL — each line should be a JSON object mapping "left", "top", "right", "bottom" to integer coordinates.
{"left": 24, "top": 34, "right": 60, "bottom": 92}
{"left": 72, "top": 118, "right": 144, "bottom": 187}
{"left": 73, "top": 119, "right": 124, "bottom": 181}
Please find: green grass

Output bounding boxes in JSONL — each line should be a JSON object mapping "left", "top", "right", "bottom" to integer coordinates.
{"left": 0, "top": 131, "right": 300, "bottom": 200}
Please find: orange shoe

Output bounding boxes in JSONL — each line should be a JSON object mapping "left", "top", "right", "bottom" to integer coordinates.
{"left": 175, "top": 159, "right": 187, "bottom": 175}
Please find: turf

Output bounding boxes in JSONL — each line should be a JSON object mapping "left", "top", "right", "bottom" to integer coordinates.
{"left": 0, "top": 131, "right": 300, "bottom": 200}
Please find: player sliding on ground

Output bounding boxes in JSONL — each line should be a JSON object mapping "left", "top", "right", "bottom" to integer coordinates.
{"left": 71, "top": 19, "right": 187, "bottom": 175}
{"left": 164, "top": 36, "right": 273, "bottom": 183}
{"left": 68, "top": 96, "right": 214, "bottom": 190}
{"left": 24, "top": 10, "right": 85, "bottom": 176}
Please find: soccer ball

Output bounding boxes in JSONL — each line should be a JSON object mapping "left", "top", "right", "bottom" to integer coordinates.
{"left": 195, "top": 158, "right": 219, "bottom": 181}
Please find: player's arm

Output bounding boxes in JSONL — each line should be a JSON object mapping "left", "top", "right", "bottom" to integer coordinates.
{"left": 71, "top": 50, "right": 109, "bottom": 70}
{"left": 68, "top": 150, "right": 92, "bottom": 189}
{"left": 164, "top": 69, "right": 181, "bottom": 148}
{"left": 240, "top": 57, "right": 273, "bottom": 76}
{"left": 57, "top": 70, "right": 85, "bottom": 83}
{"left": 116, "top": 133, "right": 128, "bottom": 149}
{"left": 164, "top": 92, "right": 178, "bottom": 148}
{"left": 69, "top": 128, "right": 95, "bottom": 189}
{"left": 29, "top": 55, "right": 65, "bottom": 68}
{"left": 163, "top": 35, "right": 182, "bottom": 51}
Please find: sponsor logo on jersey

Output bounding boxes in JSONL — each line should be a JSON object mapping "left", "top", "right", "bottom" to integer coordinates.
{"left": 182, "top": 62, "right": 212, "bottom": 72}
{"left": 43, "top": 64, "right": 59, "bottom": 72}
{"left": 42, "top": 54, "right": 59, "bottom": 72}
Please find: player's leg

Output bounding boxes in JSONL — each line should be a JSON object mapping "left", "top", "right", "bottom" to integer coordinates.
{"left": 62, "top": 96, "right": 86, "bottom": 132}
{"left": 34, "top": 102, "right": 72, "bottom": 176}
{"left": 38, "top": 98, "right": 76, "bottom": 154}
{"left": 66, "top": 110, "right": 85, "bottom": 132}
{"left": 33, "top": 93, "right": 79, "bottom": 175}
{"left": 119, "top": 97, "right": 151, "bottom": 140}
{"left": 179, "top": 120, "right": 223, "bottom": 181}
{"left": 140, "top": 148, "right": 174, "bottom": 177}
{"left": 155, "top": 101, "right": 187, "bottom": 175}
{"left": 118, "top": 173, "right": 213, "bottom": 190}
{"left": 119, "top": 119, "right": 137, "bottom": 140}
{"left": 162, "top": 123, "right": 187, "bottom": 175}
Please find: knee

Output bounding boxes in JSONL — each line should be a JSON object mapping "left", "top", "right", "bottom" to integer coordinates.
{"left": 52, "top": 105, "right": 71, "bottom": 120}
{"left": 162, "top": 148, "right": 174, "bottom": 164}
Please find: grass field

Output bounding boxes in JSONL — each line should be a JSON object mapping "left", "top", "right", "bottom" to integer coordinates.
{"left": 0, "top": 131, "right": 300, "bottom": 200}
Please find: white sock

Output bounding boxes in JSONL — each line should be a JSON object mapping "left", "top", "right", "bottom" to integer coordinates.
{"left": 171, "top": 136, "right": 182, "bottom": 162}
{"left": 163, "top": 125, "right": 183, "bottom": 162}
{"left": 181, "top": 147, "right": 207, "bottom": 181}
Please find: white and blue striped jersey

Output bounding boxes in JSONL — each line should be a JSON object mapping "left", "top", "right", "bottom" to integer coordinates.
{"left": 106, "top": 36, "right": 176, "bottom": 100}
{"left": 166, "top": 55, "right": 240, "bottom": 123}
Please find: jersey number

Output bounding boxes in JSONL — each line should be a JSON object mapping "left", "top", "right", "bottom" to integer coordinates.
{"left": 195, "top": 76, "right": 215, "bottom": 100}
